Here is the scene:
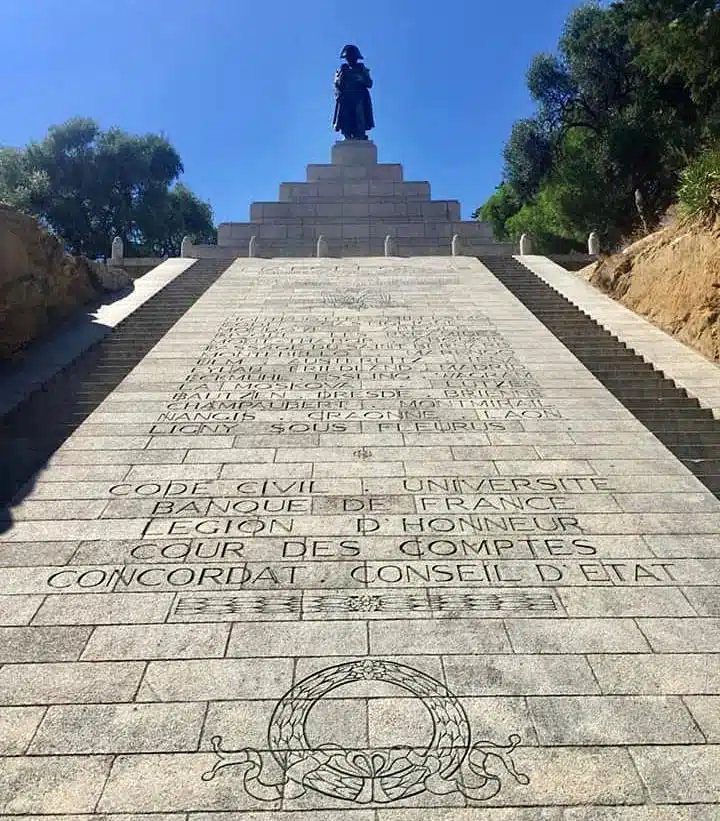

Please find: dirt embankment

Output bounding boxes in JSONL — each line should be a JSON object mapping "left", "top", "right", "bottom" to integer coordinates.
{"left": 581, "top": 219, "right": 720, "bottom": 361}
{"left": 0, "top": 204, "right": 131, "bottom": 359}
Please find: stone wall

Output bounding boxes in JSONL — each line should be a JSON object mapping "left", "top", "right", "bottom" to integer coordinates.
{"left": 0, "top": 204, "right": 131, "bottom": 359}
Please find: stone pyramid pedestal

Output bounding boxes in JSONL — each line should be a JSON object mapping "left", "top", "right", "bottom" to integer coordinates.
{"left": 190, "top": 141, "right": 515, "bottom": 258}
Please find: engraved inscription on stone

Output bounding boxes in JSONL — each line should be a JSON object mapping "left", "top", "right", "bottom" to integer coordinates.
{"left": 5, "top": 257, "right": 718, "bottom": 814}
{"left": 202, "top": 659, "right": 529, "bottom": 804}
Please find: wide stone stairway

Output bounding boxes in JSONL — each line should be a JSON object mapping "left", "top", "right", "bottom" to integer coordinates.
{"left": 0, "top": 252, "right": 718, "bottom": 819}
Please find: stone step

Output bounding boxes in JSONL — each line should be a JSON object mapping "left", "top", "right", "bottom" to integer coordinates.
{"left": 589, "top": 361, "right": 667, "bottom": 372}
{"left": 218, "top": 222, "right": 494, "bottom": 244}
{"left": 699, "top": 474, "right": 720, "bottom": 492}
{"left": 682, "top": 458, "right": 720, "bottom": 474}
{"left": 644, "top": 420, "right": 720, "bottom": 432}
{"left": 278, "top": 181, "right": 432, "bottom": 200}
{"left": 634, "top": 409, "right": 715, "bottom": 421}
{"left": 598, "top": 376, "right": 683, "bottom": 388}
{"left": 305, "top": 163, "right": 404, "bottom": 182}
{"left": 672, "top": 444, "right": 720, "bottom": 457}
{"left": 250, "top": 199, "right": 460, "bottom": 221}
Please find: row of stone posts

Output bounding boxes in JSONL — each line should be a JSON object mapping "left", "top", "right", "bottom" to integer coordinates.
{"left": 519, "top": 232, "right": 601, "bottom": 256}
{"left": 111, "top": 234, "right": 465, "bottom": 259}
{"left": 236, "top": 234, "right": 470, "bottom": 258}
{"left": 315, "top": 235, "right": 467, "bottom": 258}
{"left": 246, "top": 233, "right": 601, "bottom": 258}
{"left": 237, "top": 234, "right": 471, "bottom": 258}
{"left": 109, "top": 236, "right": 194, "bottom": 262}
{"left": 111, "top": 231, "right": 601, "bottom": 260}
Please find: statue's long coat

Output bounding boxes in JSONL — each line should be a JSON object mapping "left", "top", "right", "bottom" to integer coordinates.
{"left": 332, "top": 63, "right": 375, "bottom": 135}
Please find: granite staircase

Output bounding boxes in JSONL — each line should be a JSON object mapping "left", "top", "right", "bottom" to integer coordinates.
{"left": 480, "top": 254, "right": 720, "bottom": 498}
{"left": 0, "top": 258, "right": 232, "bottom": 508}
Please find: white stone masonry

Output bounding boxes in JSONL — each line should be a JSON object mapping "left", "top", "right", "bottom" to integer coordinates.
{"left": 191, "top": 141, "right": 514, "bottom": 258}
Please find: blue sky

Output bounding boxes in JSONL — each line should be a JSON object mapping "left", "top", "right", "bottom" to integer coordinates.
{"left": 0, "top": 0, "right": 584, "bottom": 223}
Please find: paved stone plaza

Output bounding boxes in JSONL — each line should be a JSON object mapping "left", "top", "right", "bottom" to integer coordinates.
{"left": 1, "top": 256, "right": 719, "bottom": 818}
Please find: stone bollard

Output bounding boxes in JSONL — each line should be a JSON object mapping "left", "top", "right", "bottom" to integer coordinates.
{"left": 180, "top": 235, "right": 192, "bottom": 258}
{"left": 588, "top": 231, "right": 600, "bottom": 256}
{"left": 451, "top": 234, "right": 462, "bottom": 256}
{"left": 248, "top": 236, "right": 257, "bottom": 257}
{"left": 110, "top": 236, "right": 124, "bottom": 264}
{"left": 316, "top": 235, "right": 328, "bottom": 257}
{"left": 384, "top": 235, "right": 396, "bottom": 257}
{"left": 519, "top": 233, "right": 534, "bottom": 255}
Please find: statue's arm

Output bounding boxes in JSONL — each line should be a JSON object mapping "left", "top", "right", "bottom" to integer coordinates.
{"left": 363, "top": 67, "right": 373, "bottom": 89}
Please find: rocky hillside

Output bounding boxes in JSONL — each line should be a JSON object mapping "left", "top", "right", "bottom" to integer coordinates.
{"left": 581, "top": 218, "right": 720, "bottom": 362}
{"left": 0, "top": 204, "right": 131, "bottom": 359}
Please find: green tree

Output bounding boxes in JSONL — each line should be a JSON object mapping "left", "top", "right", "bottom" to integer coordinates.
{"left": 502, "top": 119, "right": 554, "bottom": 202}
{"left": 505, "top": 181, "right": 585, "bottom": 253}
{"left": 624, "top": 0, "right": 720, "bottom": 129}
{"left": 134, "top": 183, "right": 217, "bottom": 257}
{"left": 0, "top": 117, "right": 215, "bottom": 257}
{"left": 0, "top": 147, "right": 50, "bottom": 214}
{"left": 472, "top": 183, "right": 521, "bottom": 240}
{"left": 476, "top": 0, "right": 717, "bottom": 246}
{"left": 540, "top": 127, "right": 642, "bottom": 248}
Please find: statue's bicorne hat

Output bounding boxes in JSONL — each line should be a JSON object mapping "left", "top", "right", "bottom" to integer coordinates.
{"left": 340, "top": 44, "right": 363, "bottom": 60}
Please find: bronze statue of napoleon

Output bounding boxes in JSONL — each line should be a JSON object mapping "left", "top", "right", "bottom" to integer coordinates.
{"left": 332, "top": 44, "right": 375, "bottom": 141}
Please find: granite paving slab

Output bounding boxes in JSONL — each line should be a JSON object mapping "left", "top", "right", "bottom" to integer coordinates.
{"left": 0, "top": 256, "right": 718, "bottom": 816}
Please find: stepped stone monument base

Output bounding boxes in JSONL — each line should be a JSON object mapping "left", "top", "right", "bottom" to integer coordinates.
{"left": 190, "top": 141, "right": 514, "bottom": 258}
